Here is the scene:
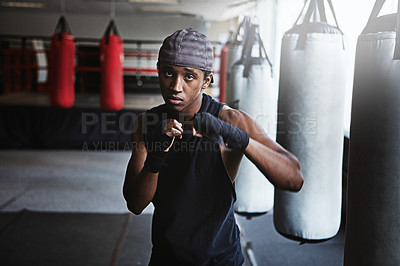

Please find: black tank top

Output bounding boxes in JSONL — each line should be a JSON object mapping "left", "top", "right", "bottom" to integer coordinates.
{"left": 145, "top": 94, "right": 244, "bottom": 266}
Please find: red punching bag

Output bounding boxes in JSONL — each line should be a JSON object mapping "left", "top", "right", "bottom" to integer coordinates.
{"left": 219, "top": 44, "right": 228, "bottom": 103}
{"left": 100, "top": 19, "right": 124, "bottom": 111}
{"left": 48, "top": 16, "right": 75, "bottom": 108}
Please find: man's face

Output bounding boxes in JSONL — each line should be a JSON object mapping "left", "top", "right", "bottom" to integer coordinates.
{"left": 158, "top": 64, "right": 211, "bottom": 114}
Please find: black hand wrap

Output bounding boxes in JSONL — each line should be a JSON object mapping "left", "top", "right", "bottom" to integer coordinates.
{"left": 193, "top": 112, "right": 249, "bottom": 151}
{"left": 143, "top": 120, "right": 173, "bottom": 173}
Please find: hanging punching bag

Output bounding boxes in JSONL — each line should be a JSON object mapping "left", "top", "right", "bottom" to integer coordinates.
{"left": 225, "top": 17, "right": 251, "bottom": 109}
{"left": 219, "top": 44, "right": 228, "bottom": 103}
{"left": 100, "top": 19, "right": 124, "bottom": 111}
{"left": 273, "top": 0, "right": 346, "bottom": 241}
{"left": 233, "top": 24, "right": 276, "bottom": 216}
{"left": 344, "top": 0, "right": 400, "bottom": 264}
{"left": 48, "top": 16, "right": 75, "bottom": 108}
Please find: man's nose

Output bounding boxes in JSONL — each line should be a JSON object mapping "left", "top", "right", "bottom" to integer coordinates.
{"left": 170, "top": 76, "right": 183, "bottom": 92}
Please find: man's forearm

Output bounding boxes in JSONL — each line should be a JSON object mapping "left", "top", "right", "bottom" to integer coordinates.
{"left": 123, "top": 166, "right": 158, "bottom": 215}
{"left": 244, "top": 138, "right": 303, "bottom": 192}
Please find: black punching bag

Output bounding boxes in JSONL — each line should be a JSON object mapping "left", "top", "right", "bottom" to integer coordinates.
{"left": 344, "top": 0, "right": 400, "bottom": 265}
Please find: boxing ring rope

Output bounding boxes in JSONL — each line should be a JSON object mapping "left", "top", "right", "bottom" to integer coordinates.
{"left": 0, "top": 34, "right": 222, "bottom": 97}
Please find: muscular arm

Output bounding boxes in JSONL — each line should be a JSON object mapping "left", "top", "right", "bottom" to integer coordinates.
{"left": 123, "top": 114, "right": 183, "bottom": 215}
{"left": 220, "top": 106, "right": 303, "bottom": 192}
{"left": 123, "top": 113, "right": 158, "bottom": 215}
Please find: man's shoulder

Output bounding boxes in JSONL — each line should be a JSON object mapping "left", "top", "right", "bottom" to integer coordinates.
{"left": 131, "top": 104, "right": 166, "bottom": 141}
{"left": 219, "top": 105, "right": 247, "bottom": 121}
{"left": 219, "top": 106, "right": 256, "bottom": 132}
{"left": 146, "top": 103, "right": 167, "bottom": 115}
{"left": 201, "top": 93, "right": 225, "bottom": 117}
{"left": 141, "top": 104, "right": 169, "bottom": 125}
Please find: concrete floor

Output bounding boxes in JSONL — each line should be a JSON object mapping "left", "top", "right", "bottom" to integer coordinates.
{"left": 0, "top": 150, "right": 344, "bottom": 266}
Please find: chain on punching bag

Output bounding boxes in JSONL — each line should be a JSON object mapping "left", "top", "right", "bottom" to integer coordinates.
{"left": 344, "top": 0, "right": 400, "bottom": 264}
{"left": 233, "top": 23, "right": 276, "bottom": 216}
{"left": 273, "top": 0, "right": 346, "bottom": 241}
{"left": 48, "top": 16, "right": 75, "bottom": 108}
{"left": 100, "top": 19, "right": 124, "bottom": 111}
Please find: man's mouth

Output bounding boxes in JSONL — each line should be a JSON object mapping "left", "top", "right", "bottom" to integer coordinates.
{"left": 166, "top": 96, "right": 183, "bottom": 105}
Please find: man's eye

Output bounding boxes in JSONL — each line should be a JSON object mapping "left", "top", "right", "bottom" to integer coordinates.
{"left": 185, "top": 74, "right": 194, "bottom": 81}
{"left": 165, "top": 71, "right": 173, "bottom": 77}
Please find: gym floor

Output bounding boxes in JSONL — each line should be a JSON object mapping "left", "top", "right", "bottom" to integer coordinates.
{"left": 0, "top": 150, "right": 345, "bottom": 266}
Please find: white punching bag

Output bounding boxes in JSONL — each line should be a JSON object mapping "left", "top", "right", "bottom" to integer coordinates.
{"left": 273, "top": 0, "right": 347, "bottom": 240}
{"left": 233, "top": 24, "right": 276, "bottom": 215}
{"left": 344, "top": 0, "right": 400, "bottom": 264}
{"left": 225, "top": 17, "right": 251, "bottom": 109}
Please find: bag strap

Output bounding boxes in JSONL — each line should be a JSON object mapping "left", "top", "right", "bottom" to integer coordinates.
{"left": 242, "top": 24, "right": 273, "bottom": 78}
{"left": 316, "top": 0, "right": 327, "bottom": 23}
{"left": 294, "top": 0, "right": 343, "bottom": 50}
{"left": 363, "top": 0, "right": 386, "bottom": 31}
{"left": 294, "top": 0, "right": 316, "bottom": 49}
{"left": 363, "top": 0, "right": 400, "bottom": 60}
{"left": 325, "top": 0, "right": 345, "bottom": 49}
{"left": 303, "top": 0, "right": 317, "bottom": 25}
{"left": 103, "top": 19, "right": 120, "bottom": 44}
{"left": 231, "top": 16, "right": 250, "bottom": 44}
{"left": 54, "top": 16, "right": 72, "bottom": 40}
{"left": 293, "top": 0, "right": 309, "bottom": 26}
{"left": 294, "top": 0, "right": 340, "bottom": 27}
{"left": 258, "top": 34, "right": 274, "bottom": 77}
{"left": 240, "top": 23, "right": 256, "bottom": 72}
{"left": 104, "top": 19, "right": 119, "bottom": 36}
{"left": 326, "top": 0, "right": 341, "bottom": 29}
{"left": 231, "top": 19, "right": 244, "bottom": 42}
{"left": 396, "top": 0, "right": 400, "bottom": 59}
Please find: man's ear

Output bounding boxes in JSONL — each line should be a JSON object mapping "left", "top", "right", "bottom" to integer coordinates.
{"left": 202, "top": 73, "right": 213, "bottom": 89}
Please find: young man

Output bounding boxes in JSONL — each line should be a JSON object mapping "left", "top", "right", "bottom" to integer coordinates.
{"left": 123, "top": 28, "right": 303, "bottom": 266}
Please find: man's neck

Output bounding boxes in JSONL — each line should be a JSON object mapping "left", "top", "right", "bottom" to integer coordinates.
{"left": 169, "top": 93, "right": 204, "bottom": 122}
